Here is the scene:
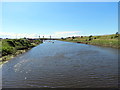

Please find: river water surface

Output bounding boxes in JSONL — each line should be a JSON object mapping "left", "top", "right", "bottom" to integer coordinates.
{"left": 2, "top": 40, "right": 118, "bottom": 88}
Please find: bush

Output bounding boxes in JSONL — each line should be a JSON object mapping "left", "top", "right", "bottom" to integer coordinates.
{"left": 7, "top": 40, "right": 16, "bottom": 47}
{"left": 114, "top": 35, "right": 118, "bottom": 38}
{"left": 2, "top": 46, "right": 16, "bottom": 56}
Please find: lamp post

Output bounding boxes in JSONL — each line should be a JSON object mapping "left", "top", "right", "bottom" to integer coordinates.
{"left": 43, "top": 36, "right": 44, "bottom": 40}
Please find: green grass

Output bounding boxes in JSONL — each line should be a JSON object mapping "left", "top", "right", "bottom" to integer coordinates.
{"left": 61, "top": 34, "right": 119, "bottom": 48}
{"left": 1, "top": 39, "right": 42, "bottom": 56}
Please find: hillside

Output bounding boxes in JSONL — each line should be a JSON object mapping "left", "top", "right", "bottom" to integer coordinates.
{"left": 0, "top": 38, "right": 42, "bottom": 64}
{"left": 61, "top": 34, "right": 119, "bottom": 48}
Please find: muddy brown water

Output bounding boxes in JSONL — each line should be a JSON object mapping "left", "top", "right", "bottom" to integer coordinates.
{"left": 2, "top": 40, "right": 119, "bottom": 88}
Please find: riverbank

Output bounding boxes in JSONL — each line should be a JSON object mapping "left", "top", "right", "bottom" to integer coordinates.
{"left": 60, "top": 34, "right": 119, "bottom": 49}
{"left": 0, "top": 38, "right": 43, "bottom": 64}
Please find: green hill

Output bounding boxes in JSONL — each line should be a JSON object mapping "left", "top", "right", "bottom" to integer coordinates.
{"left": 0, "top": 38, "right": 42, "bottom": 57}
{"left": 61, "top": 34, "right": 119, "bottom": 48}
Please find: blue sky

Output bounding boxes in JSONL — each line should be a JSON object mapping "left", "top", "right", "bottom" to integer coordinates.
{"left": 1, "top": 2, "right": 118, "bottom": 38}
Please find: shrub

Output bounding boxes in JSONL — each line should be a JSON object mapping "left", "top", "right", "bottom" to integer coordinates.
{"left": 2, "top": 46, "right": 16, "bottom": 56}
{"left": 72, "top": 36, "right": 75, "bottom": 39}
{"left": 7, "top": 40, "right": 16, "bottom": 47}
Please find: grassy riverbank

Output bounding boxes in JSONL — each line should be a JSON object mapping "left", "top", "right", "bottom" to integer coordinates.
{"left": 0, "top": 38, "right": 42, "bottom": 64}
{"left": 60, "top": 34, "right": 120, "bottom": 48}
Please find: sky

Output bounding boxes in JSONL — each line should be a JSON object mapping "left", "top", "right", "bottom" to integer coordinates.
{"left": 2, "top": 0, "right": 119, "bottom": 2}
{"left": 1, "top": 2, "right": 118, "bottom": 38}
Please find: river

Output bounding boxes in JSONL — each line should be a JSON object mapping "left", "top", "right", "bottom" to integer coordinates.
{"left": 2, "top": 40, "right": 119, "bottom": 88}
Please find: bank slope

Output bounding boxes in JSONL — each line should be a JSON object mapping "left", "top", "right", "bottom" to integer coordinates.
{"left": 60, "top": 34, "right": 119, "bottom": 49}
{"left": 0, "top": 38, "right": 43, "bottom": 64}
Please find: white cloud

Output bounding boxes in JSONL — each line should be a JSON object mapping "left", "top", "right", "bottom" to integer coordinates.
{"left": 0, "top": 31, "right": 81, "bottom": 38}
{"left": 0, "top": 32, "right": 38, "bottom": 38}
{"left": 53, "top": 31, "right": 80, "bottom": 38}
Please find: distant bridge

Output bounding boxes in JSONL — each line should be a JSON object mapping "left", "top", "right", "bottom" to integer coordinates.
{"left": 27, "top": 38, "right": 60, "bottom": 40}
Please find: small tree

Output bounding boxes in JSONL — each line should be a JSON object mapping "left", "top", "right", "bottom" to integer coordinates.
{"left": 115, "top": 32, "right": 119, "bottom": 38}
{"left": 88, "top": 38, "right": 92, "bottom": 41}
{"left": 94, "top": 37, "right": 96, "bottom": 39}
{"left": 24, "top": 37, "right": 26, "bottom": 39}
{"left": 72, "top": 36, "right": 75, "bottom": 39}
{"left": 89, "top": 35, "right": 92, "bottom": 38}
{"left": 116, "top": 32, "right": 119, "bottom": 35}
{"left": 81, "top": 36, "right": 83, "bottom": 38}
{"left": 88, "top": 35, "right": 92, "bottom": 41}
{"left": 61, "top": 37, "right": 64, "bottom": 40}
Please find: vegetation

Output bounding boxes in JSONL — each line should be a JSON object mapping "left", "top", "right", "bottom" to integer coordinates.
{"left": 1, "top": 38, "right": 42, "bottom": 56}
{"left": 61, "top": 34, "right": 120, "bottom": 48}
